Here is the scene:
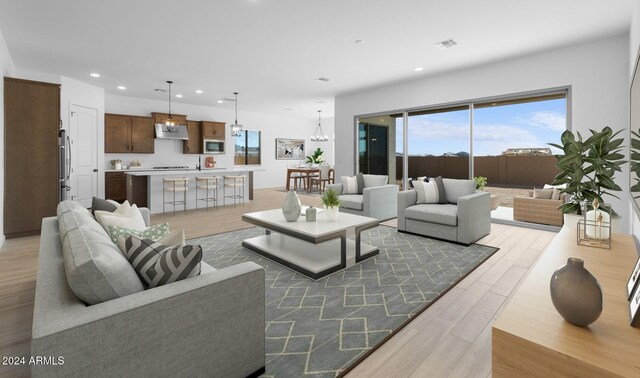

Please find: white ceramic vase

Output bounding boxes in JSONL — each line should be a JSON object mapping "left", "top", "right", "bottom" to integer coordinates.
{"left": 282, "top": 190, "right": 301, "bottom": 222}
{"left": 324, "top": 206, "right": 339, "bottom": 221}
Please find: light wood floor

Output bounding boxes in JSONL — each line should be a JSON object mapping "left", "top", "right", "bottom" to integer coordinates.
{"left": 0, "top": 188, "right": 556, "bottom": 378}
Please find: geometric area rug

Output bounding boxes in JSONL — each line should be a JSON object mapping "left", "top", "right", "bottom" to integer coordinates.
{"left": 189, "top": 226, "right": 499, "bottom": 377}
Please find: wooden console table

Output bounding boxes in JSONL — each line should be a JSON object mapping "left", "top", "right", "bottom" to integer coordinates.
{"left": 492, "top": 226, "right": 640, "bottom": 377}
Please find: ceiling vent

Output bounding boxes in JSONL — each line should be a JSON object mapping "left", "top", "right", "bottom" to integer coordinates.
{"left": 316, "top": 77, "right": 330, "bottom": 83}
{"left": 221, "top": 97, "right": 236, "bottom": 102}
{"left": 434, "top": 39, "right": 459, "bottom": 49}
{"left": 154, "top": 88, "right": 167, "bottom": 92}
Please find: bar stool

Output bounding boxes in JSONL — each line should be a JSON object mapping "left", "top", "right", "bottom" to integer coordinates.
{"left": 223, "top": 175, "right": 245, "bottom": 206}
{"left": 163, "top": 178, "right": 190, "bottom": 215}
{"left": 196, "top": 176, "right": 220, "bottom": 211}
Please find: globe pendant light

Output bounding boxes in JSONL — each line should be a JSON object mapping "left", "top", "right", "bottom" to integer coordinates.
{"left": 311, "top": 110, "right": 328, "bottom": 142}
{"left": 230, "top": 92, "right": 243, "bottom": 137}
{"left": 164, "top": 80, "right": 176, "bottom": 126}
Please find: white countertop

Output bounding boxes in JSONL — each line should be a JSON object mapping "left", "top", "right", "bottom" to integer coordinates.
{"left": 124, "top": 167, "right": 265, "bottom": 176}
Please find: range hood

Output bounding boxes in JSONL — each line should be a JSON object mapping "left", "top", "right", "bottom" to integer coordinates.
{"left": 155, "top": 123, "right": 189, "bottom": 140}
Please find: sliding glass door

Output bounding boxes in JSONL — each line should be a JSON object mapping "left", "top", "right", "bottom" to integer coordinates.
{"left": 407, "top": 106, "right": 470, "bottom": 180}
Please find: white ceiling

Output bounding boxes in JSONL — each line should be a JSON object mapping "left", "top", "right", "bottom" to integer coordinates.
{"left": 0, "top": 0, "right": 633, "bottom": 119}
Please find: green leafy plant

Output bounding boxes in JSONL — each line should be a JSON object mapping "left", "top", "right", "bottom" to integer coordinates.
{"left": 549, "top": 127, "right": 626, "bottom": 214}
{"left": 474, "top": 176, "right": 487, "bottom": 191}
{"left": 320, "top": 187, "right": 340, "bottom": 208}
{"left": 306, "top": 148, "right": 324, "bottom": 164}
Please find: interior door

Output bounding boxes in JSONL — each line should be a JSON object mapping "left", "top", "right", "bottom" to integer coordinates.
{"left": 69, "top": 104, "right": 98, "bottom": 207}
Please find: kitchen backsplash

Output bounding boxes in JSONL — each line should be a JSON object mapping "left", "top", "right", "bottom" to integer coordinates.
{"left": 105, "top": 139, "right": 227, "bottom": 170}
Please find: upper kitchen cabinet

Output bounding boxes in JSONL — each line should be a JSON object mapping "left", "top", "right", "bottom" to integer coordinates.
{"left": 105, "top": 114, "right": 154, "bottom": 153}
{"left": 183, "top": 120, "right": 202, "bottom": 154}
{"left": 151, "top": 112, "right": 187, "bottom": 126}
{"left": 131, "top": 116, "right": 154, "bottom": 153}
{"left": 202, "top": 121, "right": 225, "bottom": 139}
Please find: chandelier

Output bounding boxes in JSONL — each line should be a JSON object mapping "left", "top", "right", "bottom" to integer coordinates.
{"left": 230, "top": 92, "right": 243, "bottom": 137}
{"left": 311, "top": 110, "right": 328, "bottom": 142}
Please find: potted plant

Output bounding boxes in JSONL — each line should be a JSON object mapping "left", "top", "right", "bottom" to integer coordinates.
{"left": 474, "top": 176, "right": 487, "bottom": 191}
{"left": 306, "top": 148, "right": 324, "bottom": 167}
{"left": 549, "top": 127, "right": 626, "bottom": 214}
{"left": 321, "top": 187, "right": 340, "bottom": 221}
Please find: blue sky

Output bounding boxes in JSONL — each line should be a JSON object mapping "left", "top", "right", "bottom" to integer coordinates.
{"left": 396, "top": 98, "right": 566, "bottom": 156}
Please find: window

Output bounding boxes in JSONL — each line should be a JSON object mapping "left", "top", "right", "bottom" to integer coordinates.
{"left": 234, "top": 130, "right": 261, "bottom": 165}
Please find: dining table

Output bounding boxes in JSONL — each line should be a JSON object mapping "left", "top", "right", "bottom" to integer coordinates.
{"left": 286, "top": 167, "right": 334, "bottom": 193}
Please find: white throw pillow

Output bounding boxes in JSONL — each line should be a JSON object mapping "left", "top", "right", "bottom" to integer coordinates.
{"left": 95, "top": 203, "right": 146, "bottom": 232}
{"left": 543, "top": 183, "right": 567, "bottom": 190}
{"left": 413, "top": 180, "right": 441, "bottom": 204}
{"left": 341, "top": 176, "right": 359, "bottom": 194}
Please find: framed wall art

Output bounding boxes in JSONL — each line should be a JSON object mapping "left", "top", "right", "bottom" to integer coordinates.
{"left": 276, "top": 138, "right": 305, "bottom": 160}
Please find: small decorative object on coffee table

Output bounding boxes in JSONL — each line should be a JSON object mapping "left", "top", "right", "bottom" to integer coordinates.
{"left": 321, "top": 187, "right": 340, "bottom": 221}
{"left": 577, "top": 199, "right": 611, "bottom": 249}
{"left": 550, "top": 257, "right": 603, "bottom": 327}
{"left": 282, "top": 190, "right": 301, "bottom": 222}
{"left": 305, "top": 206, "right": 317, "bottom": 222}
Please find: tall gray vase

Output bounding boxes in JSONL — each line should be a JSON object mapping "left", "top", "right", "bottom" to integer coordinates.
{"left": 282, "top": 190, "right": 301, "bottom": 222}
{"left": 550, "top": 257, "right": 603, "bottom": 327}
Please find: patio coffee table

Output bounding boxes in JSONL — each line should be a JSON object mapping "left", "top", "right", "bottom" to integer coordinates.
{"left": 241, "top": 209, "right": 380, "bottom": 279}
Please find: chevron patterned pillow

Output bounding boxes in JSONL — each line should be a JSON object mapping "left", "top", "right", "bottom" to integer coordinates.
{"left": 123, "top": 235, "right": 202, "bottom": 288}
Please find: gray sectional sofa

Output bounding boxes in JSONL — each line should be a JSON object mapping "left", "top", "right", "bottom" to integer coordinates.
{"left": 397, "top": 178, "right": 491, "bottom": 245}
{"left": 32, "top": 200, "right": 265, "bottom": 378}
{"left": 328, "top": 174, "right": 399, "bottom": 221}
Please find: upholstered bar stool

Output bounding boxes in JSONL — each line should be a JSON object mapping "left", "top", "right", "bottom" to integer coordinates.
{"left": 196, "top": 176, "right": 220, "bottom": 211}
{"left": 163, "top": 177, "right": 190, "bottom": 215}
{"left": 223, "top": 175, "right": 245, "bottom": 206}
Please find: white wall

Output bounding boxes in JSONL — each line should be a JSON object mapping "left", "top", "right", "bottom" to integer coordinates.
{"left": 0, "top": 28, "right": 16, "bottom": 245}
{"left": 60, "top": 76, "right": 106, "bottom": 198}
{"left": 105, "top": 95, "right": 333, "bottom": 189}
{"left": 629, "top": 0, "right": 640, "bottom": 248}
{"left": 335, "top": 34, "right": 630, "bottom": 232}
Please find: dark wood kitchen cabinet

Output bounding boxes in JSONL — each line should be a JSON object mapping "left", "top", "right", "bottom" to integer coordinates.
{"left": 105, "top": 114, "right": 154, "bottom": 153}
{"left": 4, "top": 77, "right": 60, "bottom": 238}
{"left": 202, "top": 121, "right": 225, "bottom": 139}
{"left": 183, "top": 120, "right": 202, "bottom": 154}
{"left": 105, "top": 172, "right": 127, "bottom": 202}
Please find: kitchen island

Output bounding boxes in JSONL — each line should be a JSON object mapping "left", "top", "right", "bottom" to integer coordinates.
{"left": 125, "top": 167, "right": 265, "bottom": 214}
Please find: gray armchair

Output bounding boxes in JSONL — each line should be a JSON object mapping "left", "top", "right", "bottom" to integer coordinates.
{"left": 328, "top": 174, "right": 399, "bottom": 221}
{"left": 397, "top": 178, "right": 491, "bottom": 245}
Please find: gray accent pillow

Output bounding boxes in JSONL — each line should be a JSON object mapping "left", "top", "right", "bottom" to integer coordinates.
{"left": 534, "top": 188, "right": 554, "bottom": 199}
{"left": 356, "top": 172, "right": 365, "bottom": 195}
{"left": 442, "top": 178, "right": 475, "bottom": 204}
{"left": 91, "top": 197, "right": 118, "bottom": 215}
{"left": 414, "top": 180, "right": 445, "bottom": 204}
{"left": 363, "top": 174, "right": 388, "bottom": 188}
{"left": 62, "top": 225, "right": 144, "bottom": 305}
{"left": 432, "top": 176, "right": 448, "bottom": 204}
{"left": 124, "top": 235, "right": 202, "bottom": 289}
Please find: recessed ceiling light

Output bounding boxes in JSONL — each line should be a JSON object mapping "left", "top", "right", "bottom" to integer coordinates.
{"left": 316, "top": 77, "right": 330, "bottom": 83}
{"left": 90, "top": 73, "right": 100, "bottom": 78}
{"left": 195, "top": 90, "right": 203, "bottom": 94}
{"left": 117, "top": 86, "right": 126, "bottom": 90}
{"left": 434, "top": 38, "right": 459, "bottom": 49}
{"left": 217, "top": 100, "right": 224, "bottom": 103}
{"left": 176, "top": 94, "right": 183, "bottom": 98}
{"left": 414, "top": 67, "right": 423, "bottom": 72}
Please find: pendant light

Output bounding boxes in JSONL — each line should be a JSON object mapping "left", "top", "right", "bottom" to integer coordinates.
{"left": 230, "top": 92, "right": 243, "bottom": 137}
{"left": 165, "top": 80, "right": 176, "bottom": 126}
{"left": 311, "top": 110, "right": 328, "bottom": 142}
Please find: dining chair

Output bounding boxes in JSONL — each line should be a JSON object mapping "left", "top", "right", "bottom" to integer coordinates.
{"left": 310, "top": 165, "right": 331, "bottom": 193}
{"left": 288, "top": 164, "right": 306, "bottom": 190}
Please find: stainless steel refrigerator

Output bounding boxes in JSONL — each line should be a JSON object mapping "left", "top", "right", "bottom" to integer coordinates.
{"left": 58, "top": 129, "right": 71, "bottom": 201}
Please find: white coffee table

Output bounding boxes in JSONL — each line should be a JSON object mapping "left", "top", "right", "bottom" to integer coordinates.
{"left": 241, "top": 209, "right": 380, "bottom": 279}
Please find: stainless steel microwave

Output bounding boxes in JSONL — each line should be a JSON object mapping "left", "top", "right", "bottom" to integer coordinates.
{"left": 203, "top": 139, "right": 225, "bottom": 154}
